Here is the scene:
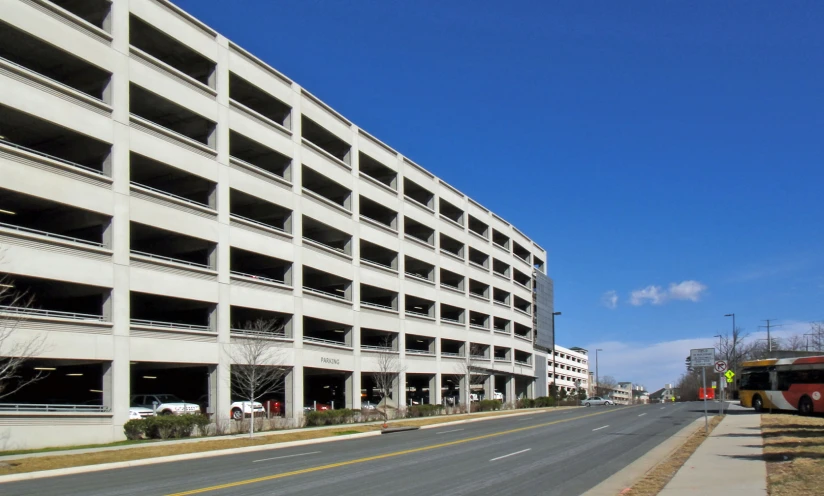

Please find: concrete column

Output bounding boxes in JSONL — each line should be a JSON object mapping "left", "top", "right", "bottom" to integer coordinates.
{"left": 101, "top": 361, "right": 113, "bottom": 410}
{"left": 397, "top": 370, "right": 406, "bottom": 408}
{"left": 344, "top": 372, "right": 354, "bottom": 409}
{"left": 485, "top": 374, "right": 495, "bottom": 400}
{"left": 505, "top": 376, "right": 515, "bottom": 404}
{"left": 429, "top": 373, "right": 441, "bottom": 405}
{"left": 458, "top": 375, "right": 467, "bottom": 405}
{"left": 207, "top": 365, "right": 219, "bottom": 417}
{"left": 351, "top": 369, "right": 362, "bottom": 410}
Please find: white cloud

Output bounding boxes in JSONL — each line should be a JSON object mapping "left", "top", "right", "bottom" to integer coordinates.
{"left": 629, "top": 285, "right": 666, "bottom": 306}
{"left": 581, "top": 323, "right": 814, "bottom": 392}
{"left": 668, "top": 280, "right": 707, "bottom": 302}
{"left": 629, "top": 280, "right": 707, "bottom": 306}
{"left": 601, "top": 290, "right": 618, "bottom": 309}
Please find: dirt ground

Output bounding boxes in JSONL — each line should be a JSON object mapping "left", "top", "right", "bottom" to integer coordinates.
{"left": 621, "top": 415, "right": 723, "bottom": 496}
{"left": 761, "top": 413, "right": 824, "bottom": 496}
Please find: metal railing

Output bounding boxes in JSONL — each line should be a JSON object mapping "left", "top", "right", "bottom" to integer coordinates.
{"left": 514, "top": 279, "right": 532, "bottom": 289}
{"left": 405, "top": 309, "right": 431, "bottom": 318}
{"left": 230, "top": 213, "right": 286, "bottom": 233}
{"left": 441, "top": 352, "right": 464, "bottom": 358}
{"left": 0, "top": 55, "right": 105, "bottom": 101}
{"left": 131, "top": 182, "right": 211, "bottom": 209}
{"left": 303, "top": 237, "right": 347, "bottom": 254}
{"left": 0, "top": 138, "right": 106, "bottom": 176}
{"left": 440, "top": 316, "right": 462, "bottom": 324}
{"left": 228, "top": 155, "right": 291, "bottom": 183}
{"left": 131, "top": 250, "right": 210, "bottom": 269}
{"left": 469, "top": 261, "right": 489, "bottom": 270}
{"left": 470, "top": 355, "right": 489, "bottom": 361}
{"left": 230, "top": 271, "right": 285, "bottom": 285}
{"left": 302, "top": 286, "right": 351, "bottom": 301}
{"left": 404, "top": 272, "right": 433, "bottom": 283}
{"left": 514, "top": 307, "right": 532, "bottom": 316}
{"left": 0, "top": 221, "right": 104, "bottom": 248}
{"left": 514, "top": 334, "right": 532, "bottom": 342}
{"left": 469, "top": 292, "right": 489, "bottom": 300}
{"left": 405, "top": 348, "right": 433, "bottom": 355}
{"left": 0, "top": 305, "right": 105, "bottom": 321}
{"left": 404, "top": 233, "right": 435, "bottom": 248}
{"left": 494, "top": 328, "right": 510, "bottom": 334}
{"left": 470, "top": 323, "right": 490, "bottom": 330}
{"left": 494, "top": 356, "right": 510, "bottom": 362}
{"left": 359, "top": 214, "right": 395, "bottom": 230}
{"left": 230, "top": 327, "right": 287, "bottom": 339}
{"left": 360, "top": 301, "right": 395, "bottom": 311}
{"left": 440, "top": 248, "right": 463, "bottom": 259}
{"left": 361, "top": 258, "right": 395, "bottom": 270}
{"left": 493, "top": 241, "right": 510, "bottom": 251}
{"left": 361, "top": 344, "right": 394, "bottom": 352}
{"left": 303, "top": 335, "right": 350, "bottom": 348}
{"left": 130, "top": 319, "right": 211, "bottom": 332}
{"left": 515, "top": 360, "right": 532, "bottom": 366}
{"left": 440, "top": 282, "right": 462, "bottom": 291}
{"left": 0, "top": 403, "right": 111, "bottom": 413}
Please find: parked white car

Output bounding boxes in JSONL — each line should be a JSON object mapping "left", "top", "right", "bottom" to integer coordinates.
{"left": 230, "top": 400, "right": 265, "bottom": 420}
{"left": 583, "top": 396, "right": 614, "bottom": 407}
{"left": 492, "top": 391, "right": 504, "bottom": 401}
{"left": 131, "top": 394, "right": 201, "bottom": 415}
{"left": 129, "top": 406, "right": 156, "bottom": 420}
{"left": 469, "top": 393, "right": 480, "bottom": 402}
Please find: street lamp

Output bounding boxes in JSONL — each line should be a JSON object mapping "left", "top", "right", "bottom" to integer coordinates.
{"left": 595, "top": 349, "right": 603, "bottom": 396}
{"left": 551, "top": 312, "right": 561, "bottom": 403}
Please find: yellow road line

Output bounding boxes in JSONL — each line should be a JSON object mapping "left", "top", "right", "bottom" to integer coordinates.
{"left": 167, "top": 407, "right": 627, "bottom": 496}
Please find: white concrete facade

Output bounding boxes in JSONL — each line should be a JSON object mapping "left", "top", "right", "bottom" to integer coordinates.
{"left": 548, "top": 345, "right": 589, "bottom": 394}
{"left": 0, "top": 0, "right": 548, "bottom": 449}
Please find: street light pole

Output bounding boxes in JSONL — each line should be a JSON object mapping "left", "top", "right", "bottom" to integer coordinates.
{"left": 551, "top": 311, "right": 561, "bottom": 405}
{"left": 595, "top": 348, "right": 603, "bottom": 396}
{"left": 714, "top": 334, "right": 724, "bottom": 415}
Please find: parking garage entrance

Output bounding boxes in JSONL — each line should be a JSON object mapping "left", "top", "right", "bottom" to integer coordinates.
{"left": 130, "top": 362, "right": 210, "bottom": 414}
{"left": 303, "top": 367, "right": 350, "bottom": 411}
{"left": 406, "top": 373, "right": 436, "bottom": 405}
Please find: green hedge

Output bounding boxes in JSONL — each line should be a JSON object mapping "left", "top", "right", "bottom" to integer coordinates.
{"left": 516, "top": 396, "right": 555, "bottom": 409}
{"left": 477, "top": 399, "right": 502, "bottom": 412}
{"left": 123, "top": 414, "right": 210, "bottom": 440}
{"left": 304, "top": 409, "right": 358, "bottom": 427}
{"left": 407, "top": 404, "right": 443, "bottom": 417}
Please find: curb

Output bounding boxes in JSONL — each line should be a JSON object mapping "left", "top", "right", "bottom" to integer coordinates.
{"left": 582, "top": 415, "right": 704, "bottom": 496}
{"left": 381, "top": 427, "right": 420, "bottom": 434}
{"left": 0, "top": 431, "right": 382, "bottom": 484}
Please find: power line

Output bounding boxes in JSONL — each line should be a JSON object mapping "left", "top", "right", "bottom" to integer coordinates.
{"left": 758, "top": 319, "right": 783, "bottom": 352}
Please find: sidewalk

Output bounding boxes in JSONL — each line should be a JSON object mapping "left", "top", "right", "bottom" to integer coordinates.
{"left": 659, "top": 411, "right": 767, "bottom": 495}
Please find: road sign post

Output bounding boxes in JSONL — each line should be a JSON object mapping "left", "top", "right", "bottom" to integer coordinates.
{"left": 691, "top": 348, "right": 715, "bottom": 433}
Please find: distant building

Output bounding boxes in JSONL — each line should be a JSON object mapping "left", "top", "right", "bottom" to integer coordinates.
{"left": 548, "top": 345, "right": 589, "bottom": 396}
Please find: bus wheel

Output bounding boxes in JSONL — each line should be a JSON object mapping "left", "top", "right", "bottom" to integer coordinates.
{"left": 799, "top": 397, "right": 814, "bottom": 416}
{"left": 752, "top": 395, "right": 764, "bottom": 413}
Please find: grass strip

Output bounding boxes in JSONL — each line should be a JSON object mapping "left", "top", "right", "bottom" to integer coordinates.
{"left": 762, "top": 413, "right": 824, "bottom": 496}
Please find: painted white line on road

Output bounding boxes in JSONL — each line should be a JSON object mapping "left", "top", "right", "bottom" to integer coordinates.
{"left": 436, "top": 428, "right": 465, "bottom": 434}
{"left": 592, "top": 425, "right": 610, "bottom": 431}
{"left": 253, "top": 451, "right": 321, "bottom": 463}
{"left": 660, "top": 407, "right": 666, "bottom": 410}
{"left": 638, "top": 413, "right": 647, "bottom": 417}
{"left": 490, "top": 448, "right": 531, "bottom": 462}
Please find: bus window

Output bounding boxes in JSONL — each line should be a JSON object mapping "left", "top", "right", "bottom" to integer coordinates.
{"left": 740, "top": 370, "right": 770, "bottom": 390}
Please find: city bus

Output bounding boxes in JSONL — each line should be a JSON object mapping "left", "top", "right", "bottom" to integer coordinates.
{"left": 739, "top": 355, "right": 824, "bottom": 415}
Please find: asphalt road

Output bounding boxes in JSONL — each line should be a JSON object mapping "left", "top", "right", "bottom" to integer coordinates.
{"left": 3, "top": 402, "right": 708, "bottom": 496}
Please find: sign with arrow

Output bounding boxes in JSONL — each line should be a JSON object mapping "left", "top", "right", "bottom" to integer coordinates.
{"left": 725, "top": 370, "right": 735, "bottom": 383}
{"left": 714, "top": 360, "right": 728, "bottom": 373}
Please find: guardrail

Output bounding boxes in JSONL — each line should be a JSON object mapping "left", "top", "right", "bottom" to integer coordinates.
{"left": 440, "top": 317, "right": 462, "bottom": 324}
{"left": 131, "top": 250, "right": 210, "bottom": 269}
{"left": 230, "top": 213, "right": 286, "bottom": 233}
{"left": 303, "top": 237, "right": 348, "bottom": 254}
{"left": 405, "top": 349, "right": 433, "bottom": 355}
{"left": 515, "top": 360, "right": 531, "bottom": 366}
{"left": 0, "top": 139, "right": 105, "bottom": 176}
{"left": 230, "top": 271, "right": 285, "bottom": 285}
{"left": 404, "top": 272, "right": 433, "bottom": 283}
{"left": 0, "top": 403, "right": 111, "bottom": 413}
{"left": 361, "top": 258, "right": 395, "bottom": 270}
{"left": 470, "top": 355, "right": 489, "bottom": 361}
{"left": 405, "top": 309, "right": 431, "bottom": 318}
{"left": 303, "top": 336, "right": 350, "bottom": 348}
{"left": 440, "top": 283, "right": 462, "bottom": 291}
{"left": 130, "top": 319, "right": 211, "bottom": 331}
{"left": 0, "top": 305, "right": 105, "bottom": 321}
{"left": 514, "top": 334, "right": 532, "bottom": 341}
{"left": 0, "top": 221, "right": 104, "bottom": 248}
{"left": 302, "top": 286, "right": 350, "bottom": 301}
{"left": 131, "top": 182, "right": 211, "bottom": 209}
{"left": 230, "top": 327, "right": 287, "bottom": 339}
{"left": 441, "top": 352, "right": 464, "bottom": 358}
{"left": 470, "top": 324, "right": 490, "bottom": 330}
{"left": 361, "top": 344, "right": 394, "bottom": 352}
{"left": 360, "top": 301, "right": 395, "bottom": 311}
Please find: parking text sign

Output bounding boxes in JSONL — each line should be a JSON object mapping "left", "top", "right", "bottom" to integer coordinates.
{"left": 690, "top": 348, "right": 716, "bottom": 367}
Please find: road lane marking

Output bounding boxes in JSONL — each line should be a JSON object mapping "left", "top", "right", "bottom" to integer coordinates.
{"left": 638, "top": 413, "right": 647, "bottom": 417}
{"left": 592, "top": 425, "right": 609, "bottom": 431}
{"left": 253, "top": 451, "right": 321, "bottom": 463}
{"left": 490, "top": 448, "right": 531, "bottom": 462}
{"left": 660, "top": 407, "right": 666, "bottom": 410}
{"left": 436, "top": 429, "right": 464, "bottom": 434}
{"left": 165, "top": 407, "right": 632, "bottom": 496}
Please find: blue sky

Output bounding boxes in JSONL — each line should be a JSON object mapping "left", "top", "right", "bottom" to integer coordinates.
{"left": 176, "top": 0, "right": 824, "bottom": 390}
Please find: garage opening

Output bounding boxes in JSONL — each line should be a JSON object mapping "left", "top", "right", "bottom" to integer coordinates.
{"left": 0, "top": 359, "right": 108, "bottom": 411}
{"left": 129, "top": 362, "right": 210, "bottom": 414}
{"left": 303, "top": 368, "right": 349, "bottom": 410}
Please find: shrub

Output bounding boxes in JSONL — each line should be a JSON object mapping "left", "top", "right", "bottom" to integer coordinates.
{"left": 304, "top": 409, "right": 359, "bottom": 427}
{"left": 124, "top": 419, "right": 146, "bottom": 440}
{"left": 517, "top": 398, "right": 536, "bottom": 409}
{"left": 407, "top": 404, "right": 443, "bottom": 418}
{"left": 477, "top": 400, "right": 501, "bottom": 412}
{"left": 534, "top": 396, "right": 555, "bottom": 408}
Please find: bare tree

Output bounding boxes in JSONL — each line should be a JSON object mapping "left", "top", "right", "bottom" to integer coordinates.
{"left": 0, "top": 271, "right": 47, "bottom": 400}
{"left": 781, "top": 334, "right": 806, "bottom": 351}
{"left": 808, "top": 321, "right": 824, "bottom": 352}
{"left": 226, "top": 319, "right": 288, "bottom": 437}
{"left": 373, "top": 336, "right": 405, "bottom": 420}
{"left": 452, "top": 344, "right": 489, "bottom": 408}
{"left": 595, "top": 375, "right": 618, "bottom": 398}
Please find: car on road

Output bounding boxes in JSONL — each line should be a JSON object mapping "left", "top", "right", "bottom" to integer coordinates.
{"left": 131, "top": 394, "right": 201, "bottom": 415}
{"left": 583, "top": 396, "right": 614, "bottom": 407}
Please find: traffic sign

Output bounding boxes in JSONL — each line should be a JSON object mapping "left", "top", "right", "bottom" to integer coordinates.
{"left": 714, "top": 360, "right": 728, "bottom": 373}
{"left": 726, "top": 377, "right": 733, "bottom": 383}
{"left": 712, "top": 381, "right": 717, "bottom": 389}
{"left": 725, "top": 370, "right": 735, "bottom": 380}
{"left": 690, "top": 348, "right": 716, "bottom": 367}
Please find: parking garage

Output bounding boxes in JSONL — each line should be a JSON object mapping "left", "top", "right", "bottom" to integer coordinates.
{"left": 404, "top": 217, "right": 434, "bottom": 245}
{"left": 303, "top": 266, "right": 352, "bottom": 302}
{"left": 229, "top": 306, "right": 291, "bottom": 338}
{"left": 358, "top": 152, "right": 397, "bottom": 190}
{"left": 130, "top": 222, "right": 216, "bottom": 269}
{"left": 0, "top": 188, "right": 111, "bottom": 248}
{"left": 301, "top": 116, "right": 351, "bottom": 165}
{"left": 230, "top": 189, "right": 292, "bottom": 233}
{"left": 229, "top": 73, "right": 292, "bottom": 129}
{"left": 230, "top": 247, "right": 291, "bottom": 285}
{"left": 0, "top": 105, "right": 112, "bottom": 175}
{"left": 404, "top": 256, "right": 434, "bottom": 282}
{"left": 0, "top": 273, "right": 110, "bottom": 321}
{"left": 406, "top": 373, "right": 435, "bottom": 405}
{"left": 403, "top": 178, "right": 434, "bottom": 209}
{"left": 130, "top": 292, "right": 215, "bottom": 332}
{"left": 130, "top": 362, "right": 210, "bottom": 413}
{"left": 360, "top": 328, "right": 397, "bottom": 351}
{"left": 0, "top": 359, "right": 110, "bottom": 409}
{"left": 130, "top": 84, "right": 216, "bottom": 147}
{"left": 304, "top": 367, "right": 349, "bottom": 410}
{"left": 360, "top": 240, "right": 397, "bottom": 270}
{"left": 302, "top": 316, "right": 351, "bottom": 347}
{"left": 229, "top": 131, "right": 292, "bottom": 181}
{"left": 130, "top": 153, "right": 216, "bottom": 209}
{"left": 0, "top": 20, "right": 111, "bottom": 101}
{"left": 404, "top": 295, "right": 434, "bottom": 318}
{"left": 50, "top": 0, "right": 111, "bottom": 30}
{"left": 130, "top": 15, "right": 215, "bottom": 87}
{"left": 302, "top": 216, "right": 351, "bottom": 255}
{"left": 302, "top": 165, "right": 352, "bottom": 210}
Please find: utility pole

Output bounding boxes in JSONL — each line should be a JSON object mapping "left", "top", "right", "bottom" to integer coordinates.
{"left": 759, "top": 320, "right": 783, "bottom": 353}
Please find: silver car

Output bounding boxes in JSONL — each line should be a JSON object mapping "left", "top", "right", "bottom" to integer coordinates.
{"left": 583, "top": 396, "right": 614, "bottom": 407}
